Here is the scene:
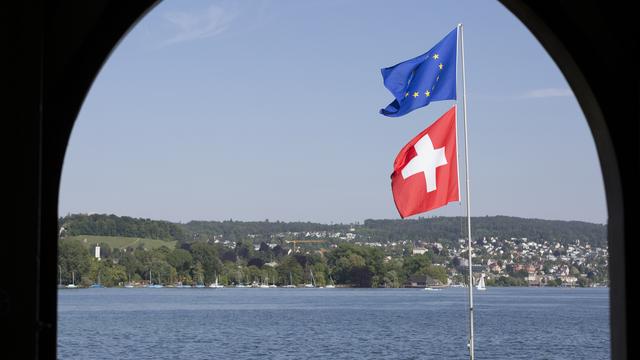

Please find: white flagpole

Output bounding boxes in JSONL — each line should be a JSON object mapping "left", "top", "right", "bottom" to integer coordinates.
{"left": 458, "top": 23, "right": 475, "bottom": 360}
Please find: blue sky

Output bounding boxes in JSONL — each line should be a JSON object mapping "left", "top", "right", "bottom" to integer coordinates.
{"left": 58, "top": 0, "right": 607, "bottom": 224}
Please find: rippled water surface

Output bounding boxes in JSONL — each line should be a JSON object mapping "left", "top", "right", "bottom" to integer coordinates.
{"left": 58, "top": 287, "right": 609, "bottom": 359}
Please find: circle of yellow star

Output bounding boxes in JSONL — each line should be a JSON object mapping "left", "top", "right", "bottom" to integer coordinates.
{"left": 412, "top": 91, "right": 419, "bottom": 98}
{"left": 425, "top": 90, "right": 431, "bottom": 97}
{"left": 433, "top": 54, "right": 439, "bottom": 60}
{"left": 439, "top": 63, "right": 444, "bottom": 70}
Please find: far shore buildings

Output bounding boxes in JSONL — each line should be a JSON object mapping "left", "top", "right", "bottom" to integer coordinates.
{"left": 204, "top": 229, "right": 608, "bottom": 288}
{"left": 412, "top": 248, "right": 428, "bottom": 255}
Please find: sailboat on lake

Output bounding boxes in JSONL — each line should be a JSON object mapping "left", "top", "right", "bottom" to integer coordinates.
{"left": 476, "top": 273, "right": 486, "bottom": 291}
{"left": 147, "top": 270, "right": 163, "bottom": 288}
{"left": 304, "top": 269, "right": 315, "bottom": 288}
{"left": 283, "top": 272, "right": 296, "bottom": 288}
{"left": 209, "top": 274, "right": 224, "bottom": 288}
{"left": 195, "top": 274, "right": 205, "bottom": 288}
{"left": 65, "top": 271, "right": 78, "bottom": 288}
{"left": 325, "top": 275, "right": 335, "bottom": 289}
{"left": 89, "top": 271, "right": 103, "bottom": 288}
{"left": 124, "top": 274, "right": 134, "bottom": 288}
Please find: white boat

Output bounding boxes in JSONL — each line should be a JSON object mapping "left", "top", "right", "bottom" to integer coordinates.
{"left": 175, "top": 281, "right": 191, "bottom": 288}
{"left": 259, "top": 277, "right": 270, "bottom": 288}
{"left": 124, "top": 273, "right": 135, "bottom": 288}
{"left": 304, "top": 269, "right": 316, "bottom": 288}
{"left": 325, "top": 276, "right": 336, "bottom": 289}
{"left": 89, "top": 272, "right": 103, "bottom": 288}
{"left": 147, "top": 270, "right": 164, "bottom": 288}
{"left": 65, "top": 271, "right": 78, "bottom": 288}
{"left": 195, "top": 275, "right": 206, "bottom": 288}
{"left": 283, "top": 272, "right": 296, "bottom": 288}
{"left": 424, "top": 275, "right": 442, "bottom": 291}
{"left": 476, "top": 273, "right": 487, "bottom": 291}
{"left": 209, "top": 275, "right": 224, "bottom": 288}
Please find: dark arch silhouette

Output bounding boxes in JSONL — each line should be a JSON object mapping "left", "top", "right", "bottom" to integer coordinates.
{"left": 2, "top": 1, "right": 636, "bottom": 358}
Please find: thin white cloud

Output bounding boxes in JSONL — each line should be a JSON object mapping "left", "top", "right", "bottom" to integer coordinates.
{"left": 163, "top": 5, "right": 236, "bottom": 45}
{"left": 521, "top": 88, "right": 573, "bottom": 99}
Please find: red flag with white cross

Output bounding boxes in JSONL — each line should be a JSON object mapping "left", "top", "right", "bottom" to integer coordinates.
{"left": 391, "top": 106, "right": 459, "bottom": 218}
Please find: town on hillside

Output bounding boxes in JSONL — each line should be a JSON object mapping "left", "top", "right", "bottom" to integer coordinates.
{"left": 57, "top": 214, "right": 609, "bottom": 288}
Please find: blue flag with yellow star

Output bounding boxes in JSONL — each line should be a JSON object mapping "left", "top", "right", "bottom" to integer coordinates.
{"left": 380, "top": 27, "right": 457, "bottom": 117}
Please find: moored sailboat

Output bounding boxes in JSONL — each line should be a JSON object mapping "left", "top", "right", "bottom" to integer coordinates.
{"left": 283, "top": 272, "right": 296, "bottom": 288}
{"left": 476, "top": 273, "right": 486, "bottom": 291}
{"left": 124, "top": 273, "right": 135, "bottom": 288}
{"left": 89, "top": 272, "right": 103, "bottom": 288}
{"left": 209, "top": 275, "right": 224, "bottom": 288}
{"left": 304, "top": 269, "right": 315, "bottom": 288}
{"left": 325, "top": 275, "right": 335, "bottom": 289}
{"left": 195, "top": 274, "right": 206, "bottom": 288}
{"left": 65, "top": 271, "right": 78, "bottom": 288}
{"left": 147, "top": 270, "right": 164, "bottom": 288}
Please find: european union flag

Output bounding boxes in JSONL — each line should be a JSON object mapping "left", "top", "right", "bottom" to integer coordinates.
{"left": 380, "top": 27, "right": 458, "bottom": 117}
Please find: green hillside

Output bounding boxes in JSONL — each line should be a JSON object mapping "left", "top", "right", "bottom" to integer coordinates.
{"left": 59, "top": 213, "right": 188, "bottom": 241}
{"left": 63, "top": 235, "right": 177, "bottom": 250}
{"left": 59, "top": 213, "right": 608, "bottom": 249}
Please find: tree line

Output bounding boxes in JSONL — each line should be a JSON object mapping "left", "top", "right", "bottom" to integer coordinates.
{"left": 59, "top": 213, "right": 189, "bottom": 241}
{"left": 362, "top": 216, "right": 607, "bottom": 248}
{"left": 60, "top": 214, "right": 608, "bottom": 248}
{"left": 57, "top": 239, "right": 447, "bottom": 288}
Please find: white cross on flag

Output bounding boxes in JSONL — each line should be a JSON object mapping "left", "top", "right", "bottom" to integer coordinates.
{"left": 391, "top": 106, "right": 460, "bottom": 218}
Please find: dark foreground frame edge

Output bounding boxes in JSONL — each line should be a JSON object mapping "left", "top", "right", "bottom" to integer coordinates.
{"left": 2, "top": 1, "right": 636, "bottom": 358}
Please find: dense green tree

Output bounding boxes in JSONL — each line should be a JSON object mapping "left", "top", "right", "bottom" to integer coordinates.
{"left": 117, "top": 252, "right": 143, "bottom": 280}
{"left": 276, "top": 256, "right": 304, "bottom": 286}
{"left": 58, "top": 239, "right": 91, "bottom": 284}
{"left": 327, "top": 244, "right": 384, "bottom": 287}
{"left": 248, "top": 258, "right": 265, "bottom": 268}
{"left": 235, "top": 241, "right": 252, "bottom": 259}
{"left": 402, "top": 254, "right": 432, "bottom": 278}
{"left": 167, "top": 248, "right": 193, "bottom": 275}
{"left": 190, "top": 242, "right": 222, "bottom": 283}
{"left": 87, "top": 259, "right": 127, "bottom": 287}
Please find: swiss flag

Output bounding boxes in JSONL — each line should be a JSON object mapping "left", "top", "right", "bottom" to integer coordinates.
{"left": 391, "top": 106, "right": 459, "bottom": 218}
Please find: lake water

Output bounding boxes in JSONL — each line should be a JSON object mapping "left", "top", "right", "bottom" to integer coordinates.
{"left": 58, "top": 287, "right": 610, "bottom": 359}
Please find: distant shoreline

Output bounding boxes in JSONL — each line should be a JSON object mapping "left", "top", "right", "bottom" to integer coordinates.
{"left": 58, "top": 285, "right": 610, "bottom": 290}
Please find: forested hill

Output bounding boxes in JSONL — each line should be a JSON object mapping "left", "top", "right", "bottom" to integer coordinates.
{"left": 59, "top": 214, "right": 189, "bottom": 241}
{"left": 58, "top": 214, "right": 607, "bottom": 248}
{"left": 363, "top": 216, "right": 607, "bottom": 248}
